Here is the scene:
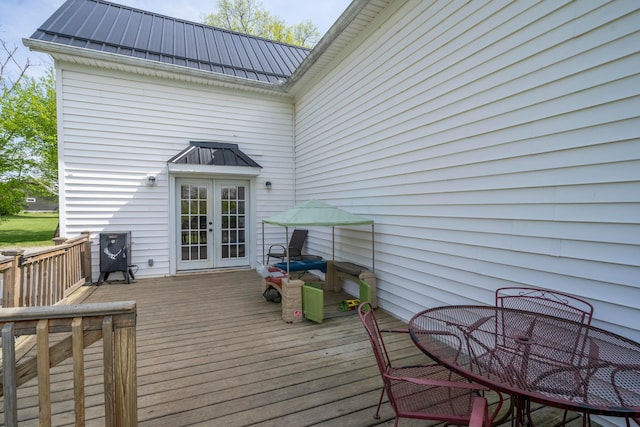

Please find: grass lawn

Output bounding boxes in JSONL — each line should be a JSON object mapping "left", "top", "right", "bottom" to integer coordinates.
{"left": 0, "top": 212, "right": 59, "bottom": 249}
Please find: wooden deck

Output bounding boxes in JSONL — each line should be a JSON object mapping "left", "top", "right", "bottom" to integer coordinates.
{"left": 3, "top": 269, "right": 595, "bottom": 426}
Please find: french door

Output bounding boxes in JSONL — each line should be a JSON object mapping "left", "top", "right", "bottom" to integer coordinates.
{"left": 176, "top": 178, "right": 249, "bottom": 270}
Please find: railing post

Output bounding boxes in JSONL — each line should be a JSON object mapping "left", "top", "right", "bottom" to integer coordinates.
{"left": 114, "top": 320, "right": 138, "bottom": 426}
{"left": 81, "top": 231, "right": 93, "bottom": 284}
{"left": 1, "top": 250, "right": 24, "bottom": 308}
{"left": 52, "top": 237, "right": 67, "bottom": 246}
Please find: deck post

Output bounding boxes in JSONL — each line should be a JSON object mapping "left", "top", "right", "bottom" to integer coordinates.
{"left": 114, "top": 320, "right": 138, "bottom": 426}
{"left": 1, "top": 250, "right": 24, "bottom": 308}
{"left": 81, "top": 231, "right": 93, "bottom": 284}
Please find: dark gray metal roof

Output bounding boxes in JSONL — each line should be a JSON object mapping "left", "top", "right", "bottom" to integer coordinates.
{"left": 29, "top": 0, "right": 311, "bottom": 83}
{"left": 169, "top": 142, "right": 261, "bottom": 168}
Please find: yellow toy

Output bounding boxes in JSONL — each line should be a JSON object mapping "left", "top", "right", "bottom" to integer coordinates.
{"left": 338, "top": 298, "right": 360, "bottom": 312}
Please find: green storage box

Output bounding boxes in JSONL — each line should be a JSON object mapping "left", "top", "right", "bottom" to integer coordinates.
{"left": 302, "top": 283, "right": 324, "bottom": 323}
{"left": 359, "top": 279, "right": 372, "bottom": 304}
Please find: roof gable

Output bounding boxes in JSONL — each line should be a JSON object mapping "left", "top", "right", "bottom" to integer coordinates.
{"left": 29, "top": 0, "right": 311, "bottom": 83}
{"left": 169, "top": 142, "right": 261, "bottom": 168}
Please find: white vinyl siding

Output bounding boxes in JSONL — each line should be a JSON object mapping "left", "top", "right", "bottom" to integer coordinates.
{"left": 294, "top": 0, "right": 640, "bottom": 345}
{"left": 58, "top": 64, "right": 295, "bottom": 279}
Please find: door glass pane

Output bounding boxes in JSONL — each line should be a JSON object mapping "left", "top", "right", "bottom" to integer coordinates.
{"left": 219, "top": 184, "right": 246, "bottom": 260}
{"left": 180, "top": 183, "right": 208, "bottom": 261}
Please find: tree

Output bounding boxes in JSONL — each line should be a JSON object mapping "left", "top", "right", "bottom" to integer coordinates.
{"left": 1, "top": 38, "right": 57, "bottom": 216}
{"left": 203, "top": 0, "right": 320, "bottom": 48}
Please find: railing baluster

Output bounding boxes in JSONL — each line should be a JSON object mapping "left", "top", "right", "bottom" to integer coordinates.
{"left": 103, "top": 316, "right": 115, "bottom": 427}
{"left": 2, "top": 323, "right": 18, "bottom": 427}
{"left": 37, "top": 319, "right": 52, "bottom": 426}
{"left": 72, "top": 317, "right": 86, "bottom": 426}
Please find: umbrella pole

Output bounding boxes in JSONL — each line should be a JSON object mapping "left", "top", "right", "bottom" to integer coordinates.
{"left": 285, "top": 227, "right": 290, "bottom": 274}
{"left": 261, "top": 221, "right": 265, "bottom": 265}
{"left": 332, "top": 226, "right": 335, "bottom": 261}
{"left": 372, "top": 223, "right": 375, "bottom": 273}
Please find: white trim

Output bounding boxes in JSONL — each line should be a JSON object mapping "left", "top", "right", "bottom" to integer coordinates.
{"left": 168, "top": 163, "right": 262, "bottom": 176}
{"left": 168, "top": 171, "right": 260, "bottom": 275}
{"left": 24, "top": 39, "right": 291, "bottom": 97}
{"left": 170, "top": 146, "right": 198, "bottom": 163}
{"left": 55, "top": 67, "right": 67, "bottom": 235}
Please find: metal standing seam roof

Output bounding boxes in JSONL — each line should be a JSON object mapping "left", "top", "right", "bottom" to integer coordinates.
{"left": 169, "top": 142, "right": 261, "bottom": 168}
{"left": 29, "top": 0, "right": 311, "bottom": 83}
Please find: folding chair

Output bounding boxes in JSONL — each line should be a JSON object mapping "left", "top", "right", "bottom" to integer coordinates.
{"left": 267, "top": 229, "right": 308, "bottom": 263}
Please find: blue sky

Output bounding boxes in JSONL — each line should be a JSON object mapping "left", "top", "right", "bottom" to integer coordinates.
{"left": 0, "top": 0, "right": 352, "bottom": 79}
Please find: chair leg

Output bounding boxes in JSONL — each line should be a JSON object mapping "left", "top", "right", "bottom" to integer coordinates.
{"left": 375, "top": 387, "right": 385, "bottom": 420}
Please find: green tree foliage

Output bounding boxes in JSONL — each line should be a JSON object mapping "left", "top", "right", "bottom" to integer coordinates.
{"left": 203, "top": 0, "right": 320, "bottom": 48}
{"left": 0, "top": 182, "right": 25, "bottom": 216}
{"left": 1, "top": 39, "right": 57, "bottom": 216}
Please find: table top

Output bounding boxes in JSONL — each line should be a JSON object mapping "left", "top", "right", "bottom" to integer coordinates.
{"left": 409, "top": 305, "right": 640, "bottom": 418}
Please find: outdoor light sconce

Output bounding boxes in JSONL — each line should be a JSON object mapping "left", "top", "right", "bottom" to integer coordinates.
{"left": 147, "top": 175, "right": 157, "bottom": 186}
{"left": 265, "top": 181, "right": 272, "bottom": 189}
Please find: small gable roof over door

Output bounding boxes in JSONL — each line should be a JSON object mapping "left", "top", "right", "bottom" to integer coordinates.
{"left": 168, "top": 142, "right": 261, "bottom": 176}
{"left": 170, "top": 142, "right": 261, "bottom": 167}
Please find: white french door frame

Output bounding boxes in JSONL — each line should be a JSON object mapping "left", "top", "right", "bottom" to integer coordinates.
{"left": 214, "top": 179, "right": 251, "bottom": 268}
{"left": 168, "top": 173, "right": 257, "bottom": 274}
{"left": 175, "top": 178, "right": 214, "bottom": 271}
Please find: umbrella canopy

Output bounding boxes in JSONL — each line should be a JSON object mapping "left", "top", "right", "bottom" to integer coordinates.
{"left": 261, "top": 200, "right": 374, "bottom": 271}
{"left": 263, "top": 199, "right": 373, "bottom": 227}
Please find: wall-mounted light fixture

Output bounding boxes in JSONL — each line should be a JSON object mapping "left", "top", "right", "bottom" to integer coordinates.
{"left": 147, "top": 175, "right": 157, "bottom": 186}
{"left": 265, "top": 181, "right": 272, "bottom": 189}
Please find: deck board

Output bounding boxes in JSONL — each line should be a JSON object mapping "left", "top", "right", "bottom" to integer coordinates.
{"left": 1, "top": 270, "right": 596, "bottom": 426}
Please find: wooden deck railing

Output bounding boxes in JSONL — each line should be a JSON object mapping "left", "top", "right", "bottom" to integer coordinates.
{"left": 0, "top": 232, "right": 92, "bottom": 308}
{"left": 0, "top": 301, "right": 138, "bottom": 426}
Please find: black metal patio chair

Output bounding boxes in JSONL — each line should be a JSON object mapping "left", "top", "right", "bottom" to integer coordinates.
{"left": 267, "top": 229, "right": 308, "bottom": 263}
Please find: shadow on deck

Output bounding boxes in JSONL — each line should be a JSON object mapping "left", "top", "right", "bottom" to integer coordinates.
{"left": 2, "top": 270, "right": 594, "bottom": 426}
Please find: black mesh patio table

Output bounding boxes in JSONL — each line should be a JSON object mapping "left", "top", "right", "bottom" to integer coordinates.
{"left": 409, "top": 305, "right": 640, "bottom": 425}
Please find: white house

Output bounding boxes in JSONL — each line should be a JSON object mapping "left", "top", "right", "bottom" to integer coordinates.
{"left": 26, "top": 0, "right": 640, "bottom": 398}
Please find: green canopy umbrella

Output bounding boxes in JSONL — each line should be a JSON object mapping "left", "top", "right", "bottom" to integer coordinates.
{"left": 262, "top": 200, "right": 374, "bottom": 272}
